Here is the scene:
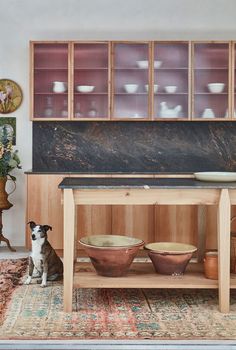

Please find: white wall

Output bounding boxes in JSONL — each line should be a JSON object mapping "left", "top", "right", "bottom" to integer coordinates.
{"left": 1, "top": 0, "right": 236, "bottom": 247}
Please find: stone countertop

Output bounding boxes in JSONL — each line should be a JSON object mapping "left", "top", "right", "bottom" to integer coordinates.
{"left": 24, "top": 170, "right": 193, "bottom": 176}
{"left": 58, "top": 177, "right": 236, "bottom": 189}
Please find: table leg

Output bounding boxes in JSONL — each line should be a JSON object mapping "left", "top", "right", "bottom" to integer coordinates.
{"left": 217, "top": 189, "right": 230, "bottom": 313}
{"left": 63, "top": 189, "right": 76, "bottom": 312}
{"left": 0, "top": 209, "right": 16, "bottom": 252}
{"left": 197, "top": 205, "right": 206, "bottom": 262}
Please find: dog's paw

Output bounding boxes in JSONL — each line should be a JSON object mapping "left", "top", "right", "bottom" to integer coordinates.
{"left": 40, "top": 282, "right": 47, "bottom": 288}
{"left": 24, "top": 276, "right": 31, "bottom": 285}
{"left": 32, "top": 272, "right": 41, "bottom": 278}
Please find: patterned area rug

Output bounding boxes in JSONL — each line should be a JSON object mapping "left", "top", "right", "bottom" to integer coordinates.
{"left": 0, "top": 258, "right": 28, "bottom": 325}
{"left": 1, "top": 278, "right": 236, "bottom": 340}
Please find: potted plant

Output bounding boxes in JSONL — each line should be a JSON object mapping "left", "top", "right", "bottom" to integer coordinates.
{"left": 0, "top": 125, "right": 21, "bottom": 209}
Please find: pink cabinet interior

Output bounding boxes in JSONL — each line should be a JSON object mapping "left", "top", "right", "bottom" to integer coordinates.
{"left": 33, "top": 43, "right": 69, "bottom": 119}
{"left": 153, "top": 43, "right": 189, "bottom": 119}
{"left": 113, "top": 43, "right": 149, "bottom": 118}
{"left": 73, "top": 43, "right": 109, "bottom": 119}
{"left": 193, "top": 43, "right": 229, "bottom": 119}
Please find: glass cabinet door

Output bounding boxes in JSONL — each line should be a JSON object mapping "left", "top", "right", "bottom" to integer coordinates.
{"left": 112, "top": 43, "right": 150, "bottom": 119}
{"left": 193, "top": 42, "right": 230, "bottom": 120}
{"left": 33, "top": 43, "right": 69, "bottom": 119}
{"left": 73, "top": 43, "right": 109, "bottom": 119}
{"left": 153, "top": 42, "right": 190, "bottom": 119}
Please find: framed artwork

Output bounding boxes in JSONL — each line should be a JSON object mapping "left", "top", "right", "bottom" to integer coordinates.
{"left": 0, "top": 117, "right": 16, "bottom": 145}
{"left": 0, "top": 79, "right": 23, "bottom": 114}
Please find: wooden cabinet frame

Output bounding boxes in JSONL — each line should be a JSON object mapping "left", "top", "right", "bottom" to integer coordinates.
{"left": 30, "top": 40, "right": 236, "bottom": 121}
{"left": 191, "top": 41, "right": 232, "bottom": 121}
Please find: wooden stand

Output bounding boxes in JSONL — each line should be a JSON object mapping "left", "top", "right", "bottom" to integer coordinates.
{"left": 0, "top": 209, "right": 16, "bottom": 252}
{"left": 60, "top": 183, "right": 233, "bottom": 313}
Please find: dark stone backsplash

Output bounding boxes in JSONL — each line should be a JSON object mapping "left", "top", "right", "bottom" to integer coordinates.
{"left": 33, "top": 121, "right": 236, "bottom": 173}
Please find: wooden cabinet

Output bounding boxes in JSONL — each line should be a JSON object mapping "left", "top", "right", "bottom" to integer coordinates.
{"left": 26, "top": 174, "right": 217, "bottom": 253}
{"left": 31, "top": 42, "right": 70, "bottom": 120}
{"left": 153, "top": 42, "right": 190, "bottom": 120}
{"left": 73, "top": 42, "right": 110, "bottom": 119}
{"left": 30, "top": 40, "right": 236, "bottom": 121}
{"left": 192, "top": 42, "right": 231, "bottom": 120}
{"left": 112, "top": 42, "right": 151, "bottom": 119}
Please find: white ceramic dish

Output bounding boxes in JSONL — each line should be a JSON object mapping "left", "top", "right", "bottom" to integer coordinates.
{"left": 124, "top": 84, "right": 139, "bottom": 93}
{"left": 194, "top": 172, "right": 236, "bottom": 182}
{"left": 165, "top": 85, "right": 177, "bottom": 93}
{"left": 202, "top": 108, "right": 215, "bottom": 118}
{"left": 154, "top": 60, "right": 162, "bottom": 69}
{"left": 136, "top": 60, "right": 148, "bottom": 69}
{"left": 76, "top": 85, "right": 95, "bottom": 93}
{"left": 145, "top": 84, "right": 158, "bottom": 93}
{"left": 207, "top": 83, "right": 225, "bottom": 93}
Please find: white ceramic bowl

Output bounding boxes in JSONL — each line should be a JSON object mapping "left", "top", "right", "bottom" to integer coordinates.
{"left": 145, "top": 84, "right": 159, "bottom": 93}
{"left": 165, "top": 85, "right": 177, "bottom": 93}
{"left": 194, "top": 172, "right": 236, "bottom": 182}
{"left": 207, "top": 83, "right": 225, "bottom": 93}
{"left": 136, "top": 60, "right": 148, "bottom": 69}
{"left": 124, "top": 84, "right": 139, "bottom": 93}
{"left": 154, "top": 60, "right": 162, "bottom": 69}
{"left": 76, "top": 85, "right": 95, "bottom": 93}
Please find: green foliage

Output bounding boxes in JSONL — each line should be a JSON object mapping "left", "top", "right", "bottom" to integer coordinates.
{"left": 0, "top": 126, "right": 21, "bottom": 180}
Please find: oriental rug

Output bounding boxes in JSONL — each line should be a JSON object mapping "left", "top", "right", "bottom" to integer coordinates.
{"left": 0, "top": 258, "right": 28, "bottom": 325}
{"left": 1, "top": 277, "right": 236, "bottom": 340}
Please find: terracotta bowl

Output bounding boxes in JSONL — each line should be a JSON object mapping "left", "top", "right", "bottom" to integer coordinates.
{"left": 144, "top": 242, "right": 197, "bottom": 275}
{"left": 79, "top": 235, "right": 144, "bottom": 277}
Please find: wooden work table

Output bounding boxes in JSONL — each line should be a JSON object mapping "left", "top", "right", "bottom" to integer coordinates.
{"left": 59, "top": 177, "right": 236, "bottom": 313}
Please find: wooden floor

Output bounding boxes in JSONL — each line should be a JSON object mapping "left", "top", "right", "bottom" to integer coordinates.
{"left": 0, "top": 340, "right": 236, "bottom": 350}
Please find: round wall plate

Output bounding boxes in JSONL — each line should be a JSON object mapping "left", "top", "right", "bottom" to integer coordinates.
{"left": 0, "top": 79, "right": 23, "bottom": 114}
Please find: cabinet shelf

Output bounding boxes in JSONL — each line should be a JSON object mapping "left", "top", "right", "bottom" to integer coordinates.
{"left": 74, "top": 262, "right": 218, "bottom": 289}
{"left": 74, "top": 67, "right": 108, "bottom": 70}
{"left": 195, "top": 93, "right": 228, "bottom": 95}
{"left": 34, "top": 67, "right": 68, "bottom": 70}
{"left": 34, "top": 92, "right": 68, "bottom": 95}
{"left": 155, "top": 67, "right": 188, "bottom": 70}
{"left": 155, "top": 92, "right": 188, "bottom": 95}
{"left": 194, "top": 68, "right": 228, "bottom": 70}
{"left": 74, "top": 92, "right": 108, "bottom": 95}
{"left": 74, "top": 261, "right": 236, "bottom": 289}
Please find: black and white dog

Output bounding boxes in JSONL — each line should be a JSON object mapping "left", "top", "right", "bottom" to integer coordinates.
{"left": 25, "top": 221, "right": 63, "bottom": 287}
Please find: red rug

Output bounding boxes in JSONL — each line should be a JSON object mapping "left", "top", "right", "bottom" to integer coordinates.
{"left": 0, "top": 258, "right": 28, "bottom": 325}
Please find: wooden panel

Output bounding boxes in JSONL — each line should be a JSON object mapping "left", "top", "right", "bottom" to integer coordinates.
{"left": 77, "top": 205, "right": 112, "bottom": 249}
{"left": 112, "top": 205, "right": 155, "bottom": 243}
{"left": 155, "top": 205, "right": 198, "bottom": 246}
{"left": 73, "top": 188, "right": 220, "bottom": 205}
{"left": 26, "top": 174, "right": 65, "bottom": 250}
{"left": 205, "top": 206, "right": 217, "bottom": 250}
{"left": 69, "top": 175, "right": 112, "bottom": 247}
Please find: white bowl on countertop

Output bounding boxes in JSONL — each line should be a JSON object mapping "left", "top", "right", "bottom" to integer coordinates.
{"left": 194, "top": 172, "right": 236, "bottom": 182}
{"left": 165, "top": 85, "right": 177, "bottom": 93}
{"left": 124, "top": 84, "right": 139, "bottom": 93}
{"left": 207, "top": 83, "right": 225, "bottom": 93}
{"left": 76, "top": 85, "right": 95, "bottom": 93}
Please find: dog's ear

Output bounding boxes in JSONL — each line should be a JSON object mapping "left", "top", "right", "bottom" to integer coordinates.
{"left": 27, "top": 221, "right": 36, "bottom": 230}
{"left": 43, "top": 225, "right": 52, "bottom": 232}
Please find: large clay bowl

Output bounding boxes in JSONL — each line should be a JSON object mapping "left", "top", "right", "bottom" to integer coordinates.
{"left": 79, "top": 235, "right": 144, "bottom": 277}
{"left": 144, "top": 242, "right": 197, "bottom": 275}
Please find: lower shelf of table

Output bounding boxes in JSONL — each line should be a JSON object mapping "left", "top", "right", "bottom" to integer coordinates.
{"left": 73, "top": 262, "right": 236, "bottom": 289}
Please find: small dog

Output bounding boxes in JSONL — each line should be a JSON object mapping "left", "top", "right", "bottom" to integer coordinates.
{"left": 25, "top": 221, "right": 63, "bottom": 287}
